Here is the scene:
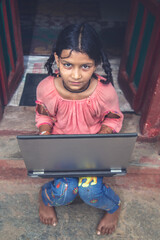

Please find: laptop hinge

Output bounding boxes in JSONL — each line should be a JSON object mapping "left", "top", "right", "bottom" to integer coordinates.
{"left": 110, "top": 169, "right": 122, "bottom": 173}
{"left": 33, "top": 170, "right": 44, "bottom": 175}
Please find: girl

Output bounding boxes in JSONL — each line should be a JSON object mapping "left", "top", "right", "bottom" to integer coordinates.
{"left": 36, "top": 23, "right": 123, "bottom": 235}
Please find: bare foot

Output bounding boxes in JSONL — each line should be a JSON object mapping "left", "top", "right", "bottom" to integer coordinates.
{"left": 96, "top": 205, "right": 121, "bottom": 235}
{"left": 39, "top": 189, "right": 58, "bottom": 226}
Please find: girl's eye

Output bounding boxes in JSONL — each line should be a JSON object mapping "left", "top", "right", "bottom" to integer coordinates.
{"left": 63, "top": 63, "right": 72, "bottom": 68}
{"left": 82, "top": 65, "right": 90, "bottom": 69}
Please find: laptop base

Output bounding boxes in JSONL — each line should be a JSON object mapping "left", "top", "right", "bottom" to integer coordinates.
{"left": 28, "top": 169, "right": 127, "bottom": 178}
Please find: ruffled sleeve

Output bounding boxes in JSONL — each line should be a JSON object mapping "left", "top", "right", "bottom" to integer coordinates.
{"left": 35, "top": 77, "right": 57, "bottom": 129}
{"left": 98, "top": 82, "right": 124, "bottom": 133}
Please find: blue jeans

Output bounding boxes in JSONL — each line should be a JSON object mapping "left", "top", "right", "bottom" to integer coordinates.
{"left": 41, "top": 177, "right": 120, "bottom": 214}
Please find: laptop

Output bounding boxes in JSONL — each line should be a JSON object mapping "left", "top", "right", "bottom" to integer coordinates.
{"left": 17, "top": 133, "right": 137, "bottom": 178}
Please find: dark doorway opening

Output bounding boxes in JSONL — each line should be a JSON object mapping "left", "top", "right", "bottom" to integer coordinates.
{"left": 18, "top": 0, "right": 131, "bottom": 57}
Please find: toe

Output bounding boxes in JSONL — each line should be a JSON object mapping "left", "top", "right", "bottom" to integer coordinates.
{"left": 51, "top": 218, "right": 58, "bottom": 226}
{"left": 52, "top": 221, "right": 57, "bottom": 227}
{"left": 101, "top": 226, "right": 106, "bottom": 235}
{"left": 44, "top": 218, "right": 49, "bottom": 225}
{"left": 42, "top": 218, "right": 46, "bottom": 224}
{"left": 47, "top": 218, "right": 52, "bottom": 225}
{"left": 39, "top": 215, "right": 44, "bottom": 224}
{"left": 96, "top": 230, "right": 101, "bottom": 235}
{"left": 48, "top": 218, "right": 53, "bottom": 225}
{"left": 108, "top": 225, "right": 115, "bottom": 235}
{"left": 108, "top": 227, "right": 113, "bottom": 235}
{"left": 105, "top": 227, "right": 110, "bottom": 235}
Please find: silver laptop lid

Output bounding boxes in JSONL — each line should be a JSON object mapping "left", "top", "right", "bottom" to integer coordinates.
{"left": 17, "top": 133, "right": 137, "bottom": 177}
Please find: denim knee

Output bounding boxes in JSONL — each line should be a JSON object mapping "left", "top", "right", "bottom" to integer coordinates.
{"left": 42, "top": 177, "right": 79, "bottom": 206}
{"left": 78, "top": 177, "right": 120, "bottom": 213}
{"left": 78, "top": 177, "right": 99, "bottom": 204}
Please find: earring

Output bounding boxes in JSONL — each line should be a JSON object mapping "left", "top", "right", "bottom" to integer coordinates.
{"left": 55, "top": 69, "right": 60, "bottom": 78}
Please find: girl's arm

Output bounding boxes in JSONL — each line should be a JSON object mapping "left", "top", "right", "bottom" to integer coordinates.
{"left": 99, "top": 111, "right": 123, "bottom": 134}
{"left": 99, "top": 84, "right": 124, "bottom": 133}
{"left": 35, "top": 78, "right": 57, "bottom": 135}
{"left": 39, "top": 124, "right": 52, "bottom": 135}
{"left": 98, "top": 124, "right": 113, "bottom": 134}
{"left": 36, "top": 103, "right": 55, "bottom": 135}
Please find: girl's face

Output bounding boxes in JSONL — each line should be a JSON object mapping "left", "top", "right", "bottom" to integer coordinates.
{"left": 54, "top": 50, "right": 96, "bottom": 92}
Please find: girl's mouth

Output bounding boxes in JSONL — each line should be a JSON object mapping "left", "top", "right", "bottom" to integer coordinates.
{"left": 70, "top": 81, "right": 81, "bottom": 86}
{"left": 69, "top": 81, "right": 82, "bottom": 86}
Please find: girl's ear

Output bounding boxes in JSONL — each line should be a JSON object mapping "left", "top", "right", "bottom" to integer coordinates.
{"left": 54, "top": 52, "right": 59, "bottom": 67}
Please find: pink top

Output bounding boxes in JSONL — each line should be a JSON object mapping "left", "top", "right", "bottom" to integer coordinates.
{"left": 35, "top": 75, "right": 124, "bottom": 134}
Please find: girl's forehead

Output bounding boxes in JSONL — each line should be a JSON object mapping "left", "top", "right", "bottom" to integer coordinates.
{"left": 60, "top": 49, "right": 94, "bottom": 63}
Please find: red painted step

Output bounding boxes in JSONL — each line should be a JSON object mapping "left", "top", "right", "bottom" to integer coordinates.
{"left": 0, "top": 159, "right": 160, "bottom": 189}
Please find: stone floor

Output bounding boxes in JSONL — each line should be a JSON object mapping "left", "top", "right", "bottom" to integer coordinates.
{"left": 1, "top": 181, "right": 160, "bottom": 240}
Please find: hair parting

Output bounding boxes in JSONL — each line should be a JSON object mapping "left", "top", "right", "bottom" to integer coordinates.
{"left": 78, "top": 25, "right": 84, "bottom": 50}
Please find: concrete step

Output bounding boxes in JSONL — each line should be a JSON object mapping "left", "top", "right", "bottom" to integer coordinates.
{"left": 0, "top": 106, "right": 37, "bottom": 135}
{"left": 0, "top": 157, "right": 160, "bottom": 188}
{"left": 0, "top": 135, "right": 159, "bottom": 188}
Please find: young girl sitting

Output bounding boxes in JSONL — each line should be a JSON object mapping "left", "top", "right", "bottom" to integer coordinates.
{"left": 35, "top": 23, "right": 124, "bottom": 235}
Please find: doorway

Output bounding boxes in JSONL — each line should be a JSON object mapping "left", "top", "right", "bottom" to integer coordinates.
{"left": 10, "top": 0, "right": 132, "bottom": 112}
{"left": 18, "top": 0, "right": 131, "bottom": 57}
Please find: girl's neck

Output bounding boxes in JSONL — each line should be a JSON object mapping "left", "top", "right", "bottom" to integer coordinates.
{"left": 53, "top": 77, "right": 98, "bottom": 101}
{"left": 62, "top": 79, "right": 91, "bottom": 93}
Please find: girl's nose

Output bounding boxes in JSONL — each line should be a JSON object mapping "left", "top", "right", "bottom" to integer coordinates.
{"left": 72, "top": 68, "right": 81, "bottom": 80}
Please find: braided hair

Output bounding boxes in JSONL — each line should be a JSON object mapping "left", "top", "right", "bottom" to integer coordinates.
{"left": 45, "top": 23, "right": 113, "bottom": 85}
{"left": 44, "top": 52, "right": 55, "bottom": 76}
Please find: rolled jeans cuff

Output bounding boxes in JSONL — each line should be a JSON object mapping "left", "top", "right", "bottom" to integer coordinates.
{"left": 107, "top": 201, "right": 121, "bottom": 214}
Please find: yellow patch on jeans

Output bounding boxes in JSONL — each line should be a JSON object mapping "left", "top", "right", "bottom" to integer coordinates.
{"left": 78, "top": 177, "right": 97, "bottom": 187}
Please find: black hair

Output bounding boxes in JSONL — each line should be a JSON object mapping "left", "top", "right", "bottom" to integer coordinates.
{"left": 45, "top": 23, "right": 113, "bottom": 85}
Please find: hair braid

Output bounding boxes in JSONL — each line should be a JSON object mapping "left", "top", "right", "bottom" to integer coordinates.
{"left": 101, "top": 51, "right": 114, "bottom": 85}
{"left": 44, "top": 51, "right": 55, "bottom": 76}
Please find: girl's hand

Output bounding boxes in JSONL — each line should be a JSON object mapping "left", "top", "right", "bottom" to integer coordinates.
{"left": 39, "top": 130, "right": 51, "bottom": 135}
{"left": 39, "top": 124, "right": 52, "bottom": 135}
{"left": 98, "top": 125, "right": 113, "bottom": 134}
